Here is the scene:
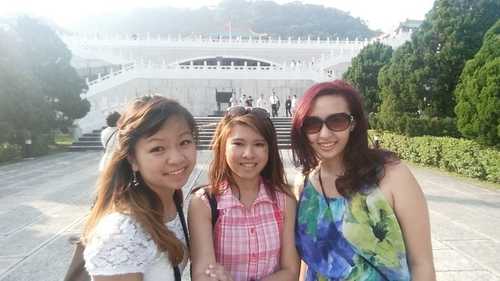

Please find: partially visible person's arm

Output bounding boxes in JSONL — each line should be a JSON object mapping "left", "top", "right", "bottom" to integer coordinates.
{"left": 261, "top": 195, "right": 300, "bottom": 281}
{"left": 189, "top": 192, "right": 232, "bottom": 281}
{"left": 382, "top": 162, "right": 436, "bottom": 281}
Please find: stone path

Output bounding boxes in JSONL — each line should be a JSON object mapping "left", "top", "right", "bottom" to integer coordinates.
{"left": 0, "top": 151, "right": 498, "bottom": 281}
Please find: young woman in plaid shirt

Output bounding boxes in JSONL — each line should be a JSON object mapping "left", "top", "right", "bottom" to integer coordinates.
{"left": 189, "top": 107, "right": 300, "bottom": 281}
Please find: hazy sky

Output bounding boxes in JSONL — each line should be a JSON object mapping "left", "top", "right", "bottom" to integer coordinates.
{"left": 0, "top": 0, "right": 435, "bottom": 32}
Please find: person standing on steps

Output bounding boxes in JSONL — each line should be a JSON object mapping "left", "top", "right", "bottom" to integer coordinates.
{"left": 270, "top": 90, "right": 280, "bottom": 118}
{"left": 291, "top": 95, "right": 298, "bottom": 116}
{"left": 285, "top": 96, "right": 292, "bottom": 117}
{"left": 256, "top": 93, "right": 269, "bottom": 112}
{"left": 99, "top": 111, "right": 121, "bottom": 172}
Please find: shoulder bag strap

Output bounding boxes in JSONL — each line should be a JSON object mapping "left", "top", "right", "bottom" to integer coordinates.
{"left": 103, "top": 129, "right": 118, "bottom": 151}
{"left": 173, "top": 190, "right": 189, "bottom": 281}
{"left": 174, "top": 190, "right": 190, "bottom": 249}
{"left": 204, "top": 189, "right": 218, "bottom": 229}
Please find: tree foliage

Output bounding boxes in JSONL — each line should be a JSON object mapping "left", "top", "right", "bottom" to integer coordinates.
{"left": 15, "top": 17, "right": 90, "bottom": 126}
{"left": 343, "top": 42, "right": 392, "bottom": 114}
{"left": 454, "top": 20, "right": 500, "bottom": 146}
{"left": 72, "top": 0, "right": 377, "bottom": 39}
{"left": 378, "top": 0, "right": 500, "bottom": 121}
{"left": 0, "top": 17, "right": 89, "bottom": 147}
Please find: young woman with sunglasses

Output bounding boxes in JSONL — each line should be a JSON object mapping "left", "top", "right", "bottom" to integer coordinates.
{"left": 189, "top": 106, "right": 300, "bottom": 281}
{"left": 83, "top": 96, "right": 197, "bottom": 281}
{"left": 291, "top": 80, "right": 435, "bottom": 281}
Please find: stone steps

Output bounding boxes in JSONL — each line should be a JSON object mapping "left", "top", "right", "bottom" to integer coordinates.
{"left": 70, "top": 117, "right": 293, "bottom": 151}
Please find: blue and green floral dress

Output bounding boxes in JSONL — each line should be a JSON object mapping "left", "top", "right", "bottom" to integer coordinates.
{"left": 295, "top": 177, "right": 410, "bottom": 281}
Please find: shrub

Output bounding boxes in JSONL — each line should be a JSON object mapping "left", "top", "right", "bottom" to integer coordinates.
{"left": 0, "top": 143, "right": 22, "bottom": 163}
{"left": 376, "top": 132, "right": 499, "bottom": 183}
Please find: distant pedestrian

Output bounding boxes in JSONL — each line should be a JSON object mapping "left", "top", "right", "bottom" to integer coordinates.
{"left": 270, "top": 91, "right": 280, "bottom": 117}
{"left": 285, "top": 96, "right": 292, "bottom": 117}
{"left": 256, "top": 94, "right": 269, "bottom": 111}
{"left": 99, "top": 111, "right": 121, "bottom": 171}
{"left": 245, "top": 95, "right": 253, "bottom": 107}
{"left": 291, "top": 94, "right": 298, "bottom": 116}
{"left": 239, "top": 94, "right": 247, "bottom": 106}
{"left": 229, "top": 93, "right": 239, "bottom": 107}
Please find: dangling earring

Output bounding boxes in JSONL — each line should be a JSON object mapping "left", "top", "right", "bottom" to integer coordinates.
{"left": 132, "top": 171, "right": 140, "bottom": 187}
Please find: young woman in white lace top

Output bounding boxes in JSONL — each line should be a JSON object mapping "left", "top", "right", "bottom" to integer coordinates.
{"left": 82, "top": 96, "right": 198, "bottom": 281}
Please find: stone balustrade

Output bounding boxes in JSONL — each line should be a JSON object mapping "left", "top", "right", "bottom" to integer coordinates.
{"left": 63, "top": 33, "right": 371, "bottom": 50}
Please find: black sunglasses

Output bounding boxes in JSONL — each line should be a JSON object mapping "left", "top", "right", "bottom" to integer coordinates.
{"left": 225, "top": 106, "right": 271, "bottom": 119}
{"left": 302, "top": 113, "right": 354, "bottom": 134}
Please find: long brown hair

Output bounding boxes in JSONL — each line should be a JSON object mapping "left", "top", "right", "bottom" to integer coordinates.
{"left": 291, "top": 80, "right": 398, "bottom": 197}
{"left": 83, "top": 95, "right": 197, "bottom": 266}
{"left": 209, "top": 111, "right": 290, "bottom": 198}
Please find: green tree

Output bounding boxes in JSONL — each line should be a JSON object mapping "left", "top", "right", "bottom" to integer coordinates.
{"left": 0, "top": 24, "right": 54, "bottom": 144}
{"left": 0, "top": 16, "right": 89, "bottom": 157}
{"left": 14, "top": 17, "right": 90, "bottom": 131}
{"left": 343, "top": 42, "right": 392, "bottom": 113}
{"left": 454, "top": 20, "right": 500, "bottom": 146}
{"left": 379, "top": 0, "right": 500, "bottom": 121}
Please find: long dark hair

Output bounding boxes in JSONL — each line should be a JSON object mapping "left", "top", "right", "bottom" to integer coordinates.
{"left": 291, "top": 80, "right": 398, "bottom": 197}
{"left": 209, "top": 111, "right": 290, "bottom": 199}
{"left": 83, "top": 95, "right": 197, "bottom": 266}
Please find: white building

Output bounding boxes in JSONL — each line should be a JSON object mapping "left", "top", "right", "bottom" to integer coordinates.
{"left": 63, "top": 28, "right": 417, "bottom": 132}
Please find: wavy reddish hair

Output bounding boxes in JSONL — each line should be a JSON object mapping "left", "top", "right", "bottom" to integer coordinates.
{"left": 291, "top": 80, "right": 398, "bottom": 196}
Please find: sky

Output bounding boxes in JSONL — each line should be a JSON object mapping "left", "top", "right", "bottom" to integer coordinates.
{"left": 0, "top": 0, "right": 435, "bottom": 33}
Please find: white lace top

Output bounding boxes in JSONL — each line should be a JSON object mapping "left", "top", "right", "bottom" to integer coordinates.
{"left": 84, "top": 212, "right": 187, "bottom": 281}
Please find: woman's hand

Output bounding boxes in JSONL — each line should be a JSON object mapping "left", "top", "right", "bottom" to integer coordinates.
{"left": 204, "top": 264, "right": 234, "bottom": 281}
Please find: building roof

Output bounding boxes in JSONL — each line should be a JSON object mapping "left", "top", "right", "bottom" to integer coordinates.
{"left": 398, "top": 19, "right": 423, "bottom": 29}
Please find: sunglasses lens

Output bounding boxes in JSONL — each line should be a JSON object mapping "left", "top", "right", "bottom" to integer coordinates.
{"left": 325, "top": 113, "right": 351, "bottom": 131}
{"left": 253, "top": 108, "right": 271, "bottom": 118}
{"left": 225, "top": 106, "right": 270, "bottom": 119}
{"left": 226, "top": 106, "right": 246, "bottom": 117}
{"left": 303, "top": 117, "right": 323, "bottom": 134}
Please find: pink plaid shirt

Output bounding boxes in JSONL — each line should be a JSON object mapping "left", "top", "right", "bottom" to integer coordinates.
{"left": 202, "top": 181, "right": 286, "bottom": 281}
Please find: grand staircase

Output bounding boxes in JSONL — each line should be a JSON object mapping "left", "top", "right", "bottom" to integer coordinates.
{"left": 70, "top": 117, "right": 293, "bottom": 151}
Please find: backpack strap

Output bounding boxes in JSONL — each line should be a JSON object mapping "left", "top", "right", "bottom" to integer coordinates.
{"left": 191, "top": 185, "right": 218, "bottom": 229}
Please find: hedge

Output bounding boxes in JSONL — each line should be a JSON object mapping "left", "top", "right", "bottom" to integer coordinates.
{"left": 374, "top": 132, "right": 500, "bottom": 183}
{"left": 0, "top": 143, "right": 22, "bottom": 163}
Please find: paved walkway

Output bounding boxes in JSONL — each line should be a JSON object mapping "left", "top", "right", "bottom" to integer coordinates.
{"left": 0, "top": 151, "right": 498, "bottom": 281}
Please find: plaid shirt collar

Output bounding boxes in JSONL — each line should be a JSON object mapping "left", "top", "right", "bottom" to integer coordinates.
{"left": 217, "top": 179, "right": 274, "bottom": 210}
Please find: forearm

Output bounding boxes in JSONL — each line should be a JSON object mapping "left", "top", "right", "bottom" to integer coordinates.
{"left": 191, "top": 271, "right": 214, "bottom": 281}
{"left": 298, "top": 262, "right": 307, "bottom": 281}
{"left": 411, "top": 262, "right": 436, "bottom": 281}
